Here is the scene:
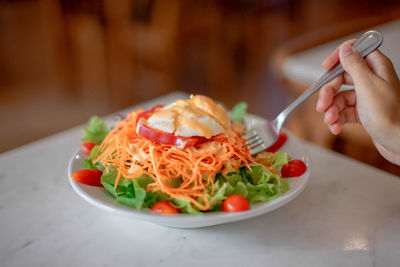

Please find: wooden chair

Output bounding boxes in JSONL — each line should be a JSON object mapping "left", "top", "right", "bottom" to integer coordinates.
{"left": 103, "top": 0, "right": 181, "bottom": 109}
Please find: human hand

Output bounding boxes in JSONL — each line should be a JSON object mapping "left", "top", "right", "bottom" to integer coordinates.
{"left": 316, "top": 40, "right": 400, "bottom": 165}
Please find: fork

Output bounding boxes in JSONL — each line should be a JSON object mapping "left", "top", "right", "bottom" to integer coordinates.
{"left": 243, "top": 30, "right": 383, "bottom": 155}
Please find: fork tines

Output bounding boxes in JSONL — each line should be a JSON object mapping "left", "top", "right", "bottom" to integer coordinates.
{"left": 243, "top": 130, "right": 266, "bottom": 155}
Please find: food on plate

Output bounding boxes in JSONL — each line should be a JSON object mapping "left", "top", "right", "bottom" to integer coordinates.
{"left": 70, "top": 169, "right": 103, "bottom": 187}
{"left": 280, "top": 160, "right": 307, "bottom": 178}
{"left": 71, "top": 95, "right": 307, "bottom": 214}
{"left": 221, "top": 194, "right": 250, "bottom": 212}
{"left": 80, "top": 141, "right": 97, "bottom": 156}
{"left": 150, "top": 201, "right": 180, "bottom": 215}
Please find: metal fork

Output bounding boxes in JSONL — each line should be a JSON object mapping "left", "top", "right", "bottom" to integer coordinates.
{"left": 244, "top": 30, "right": 383, "bottom": 155}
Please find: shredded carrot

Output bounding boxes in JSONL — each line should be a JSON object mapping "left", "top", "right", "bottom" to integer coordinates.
{"left": 93, "top": 109, "right": 277, "bottom": 211}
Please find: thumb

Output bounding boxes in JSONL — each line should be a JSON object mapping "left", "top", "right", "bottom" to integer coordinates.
{"left": 339, "top": 43, "right": 372, "bottom": 82}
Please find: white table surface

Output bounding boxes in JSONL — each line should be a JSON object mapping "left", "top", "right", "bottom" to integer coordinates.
{"left": 283, "top": 19, "right": 400, "bottom": 84}
{"left": 1, "top": 91, "right": 400, "bottom": 267}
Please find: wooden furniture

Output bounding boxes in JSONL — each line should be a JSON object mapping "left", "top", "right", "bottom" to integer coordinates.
{"left": 103, "top": 0, "right": 182, "bottom": 109}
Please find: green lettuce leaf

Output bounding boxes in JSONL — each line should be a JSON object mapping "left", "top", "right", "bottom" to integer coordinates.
{"left": 225, "top": 172, "right": 245, "bottom": 185}
{"left": 100, "top": 166, "right": 166, "bottom": 210}
{"left": 271, "top": 151, "right": 289, "bottom": 171}
{"left": 246, "top": 163, "right": 290, "bottom": 203}
{"left": 172, "top": 198, "right": 200, "bottom": 214}
{"left": 225, "top": 181, "right": 248, "bottom": 197}
{"left": 230, "top": 102, "right": 248, "bottom": 123}
{"left": 223, "top": 163, "right": 290, "bottom": 205}
{"left": 279, "top": 179, "right": 290, "bottom": 193}
{"left": 98, "top": 162, "right": 290, "bottom": 213}
{"left": 255, "top": 151, "right": 288, "bottom": 172}
{"left": 254, "top": 152, "right": 274, "bottom": 166}
{"left": 202, "top": 181, "right": 228, "bottom": 212}
{"left": 83, "top": 145, "right": 104, "bottom": 170}
{"left": 82, "top": 116, "right": 109, "bottom": 144}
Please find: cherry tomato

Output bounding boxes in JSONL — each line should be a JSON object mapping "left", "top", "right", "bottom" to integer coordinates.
{"left": 266, "top": 132, "right": 287, "bottom": 153}
{"left": 281, "top": 159, "right": 307, "bottom": 177}
{"left": 151, "top": 201, "right": 179, "bottom": 215}
{"left": 71, "top": 169, "right": 103, "bottom": 187}
{"left": 221, "top": 194, "right": 250, "bottom": 212}
{"left": 80, "top": 141, "right": 97, "bottom": 156}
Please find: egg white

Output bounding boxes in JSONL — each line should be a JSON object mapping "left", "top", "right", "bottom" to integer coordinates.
{"left": 147, "top": 113, "right": 224, "bottom": 137}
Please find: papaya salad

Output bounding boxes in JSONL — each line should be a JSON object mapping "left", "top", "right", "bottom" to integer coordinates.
{"left": 71, "top": 95, "right": 306, "bottom": 214}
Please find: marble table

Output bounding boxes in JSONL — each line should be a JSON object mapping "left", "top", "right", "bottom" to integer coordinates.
{"left": 1, "top": 91, "right": 400, "bottom": 267}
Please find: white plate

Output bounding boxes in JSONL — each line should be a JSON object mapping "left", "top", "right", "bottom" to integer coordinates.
{"left": 68, "top": 114, "right": 311, "bottom": 228}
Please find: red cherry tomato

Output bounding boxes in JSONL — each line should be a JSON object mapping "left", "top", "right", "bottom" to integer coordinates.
{"left": 71, "top": 169, "right": 103, "bottom": 187}
{"left": 281, "top": 159, "right": 307, "bottom": 177}
{"left": 266, "top": 132, "right": 287, "bottom": 153}
{"left": 80, "top": 141, "right": 97, "bottom": 156}
{"left": 221, "top": 194, "right": 250, "bottom": 212}
{"left": 151, "top": 201, "right": 179, "bottom": 215}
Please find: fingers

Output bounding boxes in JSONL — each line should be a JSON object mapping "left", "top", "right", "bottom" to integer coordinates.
{"left": 328, "top": 107, "right": 359, "bottom": 135}
{"left": 316, "top": 74, "right": 353, "bottom": 112}
{"left": 323, "top": 90, "right": 358, "bottom": 124}
{"left": 322, "top": 48, "right": 339, "bottom": 70}
{"left": 339, "top": 43, "right": 373, "bottom": 84}
{"left": 316, "top": 73, "right": 354, "bottom": 113}
{"left": 325, "top": 42, "right": 397, "bottom": 85}
{"left": 316, "top": 75, "right": 343, "bottom": 112}
{"left": 365, "top": 49, "right": 399, "bottom": 83}
{"left": 326, "top": 106, "right": 359, "bottom": 135}
{"left": 318, "top": 90, "right": 359, "bottom": 135}
{"left": 318, "top": 41, "right": 357, "bottom": 115}
{"left": 322, "top": 39, "right": 356, "bottom": 70}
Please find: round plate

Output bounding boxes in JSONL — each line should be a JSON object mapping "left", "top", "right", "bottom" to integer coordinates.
{"left": 68, "top": 114, "right": 311, "bottom": 228}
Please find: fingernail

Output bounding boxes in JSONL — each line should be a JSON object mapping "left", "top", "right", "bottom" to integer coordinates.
{"left": 340, "top": 44, "right": 353, "bottom": 57}
{"left": 329, "top": 125, "right": 335, "bottom": 135}
{"left": 316, "top": 99, "right": 321, "bottom": 111}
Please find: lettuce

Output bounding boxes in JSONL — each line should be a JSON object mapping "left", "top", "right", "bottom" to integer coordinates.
{"left": 83, "top": 145, "right": 104, "bottom": 170}
{"left": 172, "top": 198, "right": 199, "bottom": 214}
{"left": 196, "top": 160, "right": 291, "bottom": 211}
{"left": 100, "top": 166, "right": 168, "bottom": 210}
{"left": 95, "top": 157, "right": 290, "bottom": 213}
{"left": 256, "top": 151, "right": 288, "bottom": 171}
{"left": 224, "top": 164, "right": 290, "bottom": 205}
{"left": 82, "top": 116, "right": 109, "bottom": 144}
{"left": 98, "top": 162, "right": 290, "bottom": 213}
{"left": 271, "top": 151, "right": 289, "bottom": 170}
{"left": 230, "top": 102, "right": 248, "bottom": 123}
{"left": 200, "top": 180, "right": 228, "bottom": 212}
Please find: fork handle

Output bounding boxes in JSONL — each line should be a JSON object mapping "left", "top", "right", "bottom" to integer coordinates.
{"left": 272, "top": 30, "right": 383, "bottom": 132}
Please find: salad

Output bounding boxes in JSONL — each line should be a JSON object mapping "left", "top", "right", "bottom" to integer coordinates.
{"left": 71, "top": 95, "right": 306, "bottom": 214}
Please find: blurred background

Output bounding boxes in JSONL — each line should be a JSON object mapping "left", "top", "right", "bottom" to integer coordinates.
{"left": 1, "top": 0, "right": 400, "bottom": 174}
